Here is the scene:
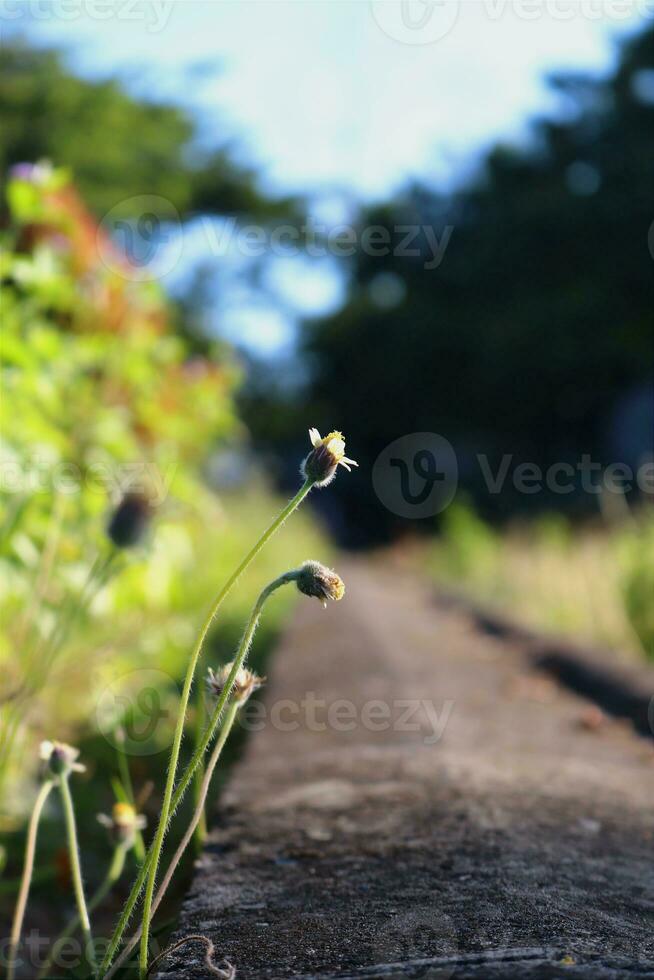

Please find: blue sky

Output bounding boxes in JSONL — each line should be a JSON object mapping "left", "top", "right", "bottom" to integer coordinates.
{"left": 5, "top": 1, "right": 649, "bottom": 351}
{"left": 7, "top": 1, "right": 647, "bottom": 198}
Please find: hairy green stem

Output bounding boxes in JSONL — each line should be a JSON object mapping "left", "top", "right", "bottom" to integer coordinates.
{"left": 137, "top": 555, "right": 303, "bottom": 977}
{"left": 106, "top": 702, "right": 240, "bottom": 980}
{"left": 38, "top": 845, "right": 127, "bottom": 980}
{"left": 7, "top": 779, "right": 55, "bottom": 980}
{"left": 192, "top": 684, "right": 208, "bottom": 854}
{"left": 115, "top": 729, "right": 145, "bottom": 864}
{"left": 58, "top": 775, "right": 97, "bottom": 977}
{"left": 101, "top": 575, "right": 292, "bottom": 976}
{"left": 99, "top": 482, "right": 312, "bottom": 978}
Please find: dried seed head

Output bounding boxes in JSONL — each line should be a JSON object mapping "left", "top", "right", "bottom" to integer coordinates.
{"left": 295, "top": 560, "right": 345, "bottom": 607}
{"left": 107, "top": 491, "right": 152, "bottom": 549}
{"left": 39, "top": 740, "right": 86, "bottom": 777}
{"left": 301, "top": 428, "right": 358, "bottom": 487}
{"left": 97, "top": 802, "right": 147, "bottom": 848}
{"left": 206, "top": 664, "right": 265, "bottom": 705}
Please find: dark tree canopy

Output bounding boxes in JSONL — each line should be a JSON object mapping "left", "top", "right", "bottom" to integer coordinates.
{"left": 244, "top": 25, "right": 654, "bottom": 544}
{"left": 0, "top": 39, "right": 281, "bottom": 220}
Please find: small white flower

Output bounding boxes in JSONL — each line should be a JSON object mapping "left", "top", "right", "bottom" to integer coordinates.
{"left": 97, "top": 802, "right": 147, "bottom": 848}
{"left": 302, "top": 429, "right": 358, "bottom": 486}
{"left": 206, "top": 665, "right": 265, "bottom": 705}
{"left": 39, "top": 740, "right": 86, "bottom": 776}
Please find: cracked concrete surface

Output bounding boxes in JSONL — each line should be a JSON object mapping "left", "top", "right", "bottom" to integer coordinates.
{"left": 155, "top": 561, "right": 654, "bottom": 980}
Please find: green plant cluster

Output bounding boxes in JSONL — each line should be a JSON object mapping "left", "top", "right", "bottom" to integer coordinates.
{"left": 428, "top": 500, "right": 654, "bottom": 660}
{"left": 0, "top": 166, "right": 322, "bottom": 810}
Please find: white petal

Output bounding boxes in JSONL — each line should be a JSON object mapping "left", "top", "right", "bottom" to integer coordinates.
{"left": 309, "top": 428, "right": 321, "bottom": 447}
{"left": 327, "top": 437, "right": 345, "bottom": 457}
{"left": 39, "top": 740, "right": 54, "bottom": 760}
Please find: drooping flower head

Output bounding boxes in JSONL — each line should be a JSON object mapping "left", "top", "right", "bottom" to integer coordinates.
{"left": 97, "top": 802, "right": 147, "bottom": 848}
{"left": 294, "top": 560, "right": 345, "bottom": 607}
{"left": 206, "top": 664, "right": 265, "bottom": 706}
{"left": 301, "top": 429, "right": 358, "bottom": 487}
{"left": 39, "top": 740, "right": 86, "bottom": 777}
{"left": 107, "top": 491, "right": 152, "bottom": 549}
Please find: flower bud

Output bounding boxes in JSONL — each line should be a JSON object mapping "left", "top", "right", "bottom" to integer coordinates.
{"left": 206, "top": 665, "right": 265, "bottom": 706}
{"left": 39, "top": 740, "right": 85, "bottom": 777}
{"left": 107, "top": 491, "right": 152, "bottom": 549}
{"left": 301, "top": 428, "right": 358, "bottom": 487}
{"left": 294, "top": 560, "right": 345, "bottom": 607}
{"left": 97, "top": 802, "right": 147, "bottom": 849}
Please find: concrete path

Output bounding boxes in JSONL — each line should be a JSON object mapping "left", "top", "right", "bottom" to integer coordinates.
{"left": 157, "top": 561, "right": 654, "bottom": 979}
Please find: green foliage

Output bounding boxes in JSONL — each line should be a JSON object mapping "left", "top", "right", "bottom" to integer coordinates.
{"left": 0, "top": 166, "right": 323, "bottom": 814}
{"left": 620, "top": 520, "right": 654, "bottom": 661}
{"left": 0, "top": 42, "right": 194, "bottom": 217}
{"left": 437, "top": 500, "right": 499, "bottom": 583}
{"left": 0, "top": 39, "right": 285, "bottom": 221}
{"left": 428, "top": 499, "right": 653, "bottom": 660}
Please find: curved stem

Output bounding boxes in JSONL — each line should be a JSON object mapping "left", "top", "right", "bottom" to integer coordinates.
{"left": 106, "top": 702, "right": 240, "bottom": 980}
{"left": 100, "top": 576, "right": 292, "bottom": 977}
{"left": 192, "top": 684, "right": 208, "bottom": 854}
{"left": 37, "top": 845, "right": 127, "bottom": 980}
{"left": 58, "top": 775, "right": 97, "bottom": 977}
{"left": 115, "top": 729, "right": 145, "bottom": 864}
{"left": 99, "top": 482, "right": 312, "bottom": 979}
{"left": 138, "top": 556, "right": 303, "bottom": 977}
{"left": 7, "top": 779, "right": 55, "bottom": 980}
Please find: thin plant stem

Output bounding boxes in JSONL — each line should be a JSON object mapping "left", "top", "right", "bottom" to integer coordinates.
{"left": 58, "top": 775, "right": 97, "bottom": 977}
{"left": 99, "top": 483, "right": 312, "bottom": 979}
{"left": 139, "top": 552, "right": 312, "bottom": 980}
{"left": 192, "top": 684, "right": 208, "bottom": 854}
{"left": 105, "top": 702, "right": 240, "bottom": 980}
{"left": 115, "top": 729, "right": 146, "bottom": 864}
{"left": 38, "top": 550, "right": 118, "bottom": 684}
{"left": 37, "top": 844, "right": 128, "bottom": 980}
{"left": 13, "top": 491, "right": 65, "bottom": 659}
{"left": 99, "top": 575, "right": 292, "bottom": 976}
{"left": 7, "top": 779, "right": 55, "bottom": 980}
